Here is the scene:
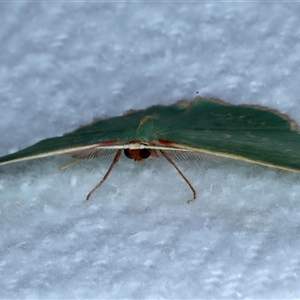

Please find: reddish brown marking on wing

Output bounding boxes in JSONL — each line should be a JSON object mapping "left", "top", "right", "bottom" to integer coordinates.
{"left": 158, "top": 139, "right": 173, "bottom": 145}
{"left": 98, "top": 140, "right": 118, "bottom": 146}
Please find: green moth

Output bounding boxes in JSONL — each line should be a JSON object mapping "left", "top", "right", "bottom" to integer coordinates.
{"left": 1, "top": 96, "right": 300, "bottom": 202}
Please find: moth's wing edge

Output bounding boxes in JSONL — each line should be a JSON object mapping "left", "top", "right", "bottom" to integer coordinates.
{"left": 148, "top": 141, "right": 300, "bottom": 173}
{"left": 0, "top": 143, "right": 128, "bottom": 166}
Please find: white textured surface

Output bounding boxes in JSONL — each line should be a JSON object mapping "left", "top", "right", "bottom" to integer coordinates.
{"left": 1, "top": 2, "right": 300, "bottom": 298}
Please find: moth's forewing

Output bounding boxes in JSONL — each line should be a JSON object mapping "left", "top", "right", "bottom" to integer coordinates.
{"left": 1, "top": 97, "right": 300, "bottom": 173}
{"left": 150, "top": 99, "right": 300, "bottom": 172}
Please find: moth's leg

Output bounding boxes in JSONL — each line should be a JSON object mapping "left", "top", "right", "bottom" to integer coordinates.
{"left": 59, "top": 159, "right": 84, "bottom": 170}
{"left": 86, "top": 149, "right": 122, "bottom": 200}
{"left": 159, "top": 150, "right": 196, "bottom": 203}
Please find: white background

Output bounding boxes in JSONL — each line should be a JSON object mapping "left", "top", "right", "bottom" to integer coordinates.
{"left": 1, "top": 2, "right": 300, "bottom": 298}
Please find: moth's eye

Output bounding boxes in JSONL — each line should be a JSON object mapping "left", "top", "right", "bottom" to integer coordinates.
{"left": 139, "top": 149, "right": 151, "bottom": 159}
{"left": 124, "top": 149, "right": 133, "bottom": 159}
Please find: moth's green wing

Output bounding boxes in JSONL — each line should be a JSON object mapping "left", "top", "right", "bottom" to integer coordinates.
{"left": 0, "top": 107, "right": 155, "bottom": 165}
{"left": 154, "top": 97, "right": 300, "bottom": 172}
{"left": 0, "top": 102, "right": 194, "bottom": 165}
{"left": 2, "top": 97, "right": 300, "bottom": 173}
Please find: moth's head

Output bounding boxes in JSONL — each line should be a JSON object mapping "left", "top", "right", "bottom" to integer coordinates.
{"left": 124, "top": 141, "right": 158, "bottom": 162}
{"left": 124, "top": 148, "right": 151, "bottom": 162}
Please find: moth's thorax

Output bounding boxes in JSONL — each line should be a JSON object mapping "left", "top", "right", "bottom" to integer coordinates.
{"left": 135, "top": 115, "right": 159, "bottom": 140}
